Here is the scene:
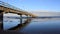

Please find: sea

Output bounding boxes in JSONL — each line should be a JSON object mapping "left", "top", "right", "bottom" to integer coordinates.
{"left": 3, "top": 17, "right": 60, "bottom": 34}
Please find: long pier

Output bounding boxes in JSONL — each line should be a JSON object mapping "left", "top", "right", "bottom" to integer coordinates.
{"left": 0, "top": 1, "right": 36, "bottom": 30}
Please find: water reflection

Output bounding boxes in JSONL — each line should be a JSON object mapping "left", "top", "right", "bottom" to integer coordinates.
{"left": 8, "top": 18, "right": 32, "bottom": 30}
{"left": 3, "top": 17, "right": 31, "bottom": 30}
{"left": 3, "top": 18, "right": 60, "bottom": 34}
{"left": 18, "top": 18, "right": 60, "bottom": 34}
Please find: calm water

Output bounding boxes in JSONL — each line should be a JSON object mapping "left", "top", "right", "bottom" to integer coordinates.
{"left": 3, "top": 18, "right": 60, "bottom": 34}
{"left": 3, "top": 18, "right": 27, "bottom": 30}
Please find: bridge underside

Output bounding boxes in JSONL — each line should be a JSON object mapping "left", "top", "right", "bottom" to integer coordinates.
{"left": 0, "top": 6, "right": 36, "bottom": 17}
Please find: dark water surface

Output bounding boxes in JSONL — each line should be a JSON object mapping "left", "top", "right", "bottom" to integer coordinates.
{"left": 3, "top": 18, "right": 60, "bottom": 34}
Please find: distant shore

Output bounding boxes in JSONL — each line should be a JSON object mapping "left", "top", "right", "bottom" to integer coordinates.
{"left": 3, "top": 16, "right": 60, "bottom": 19}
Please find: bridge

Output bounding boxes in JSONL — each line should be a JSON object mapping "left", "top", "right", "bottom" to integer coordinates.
{"left": 0, "top": 1, "right": 36, "bottom": 30}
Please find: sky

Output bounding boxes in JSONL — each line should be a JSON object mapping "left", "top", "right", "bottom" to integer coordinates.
{"left": 0, "top": 0, "right": 60, "bottom": 12}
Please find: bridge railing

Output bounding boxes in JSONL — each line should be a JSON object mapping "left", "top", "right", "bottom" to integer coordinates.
{"left": 0, "top": 1, "right": 23, "bottom": 11}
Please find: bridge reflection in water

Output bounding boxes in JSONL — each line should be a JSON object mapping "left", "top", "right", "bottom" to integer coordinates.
{"left": 8, "top": 18, "right": 32, "bottom": 30}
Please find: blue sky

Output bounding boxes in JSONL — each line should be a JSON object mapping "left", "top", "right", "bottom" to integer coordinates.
{"left": 0, "top": 0, "right": 60, "bottom": 12}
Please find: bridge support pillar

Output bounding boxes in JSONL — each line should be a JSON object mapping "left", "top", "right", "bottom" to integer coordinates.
{"left": 27, "top": 15, "right": 29, "bottom": 19}
{"left": 26, "top": 15, "right": 29, "bottom": 22}
{"left": 20, "top": 14, "right": 22, "bottom": 24}
{"left": 26, "top": 15, "right": 29, "bottom": 19}
{"left": 0, "top": 10, "right": 3, "bottom": 30}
